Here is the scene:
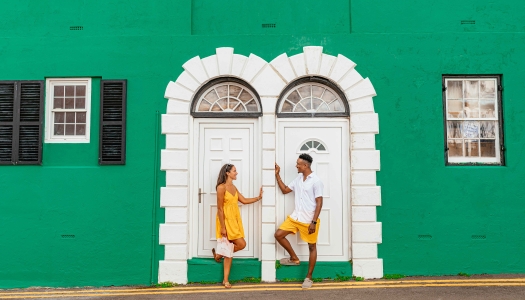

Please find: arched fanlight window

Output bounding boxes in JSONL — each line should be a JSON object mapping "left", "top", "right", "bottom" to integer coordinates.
{"left": 299, "top": 139, "right": 328, "bottom": 153}
{"left": 191, "top": 77, "right": 262, "bottom": 118}
{"left": 276, "top": 77, "right": 349, "bottom": 117}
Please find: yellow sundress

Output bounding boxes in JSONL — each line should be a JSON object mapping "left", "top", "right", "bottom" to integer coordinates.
{"left": 216, "top": 190, "right": 245, "bottom": 240}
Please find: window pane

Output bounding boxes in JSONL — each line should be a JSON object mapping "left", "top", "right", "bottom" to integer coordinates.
{"left": 447, "top": 100, "right": 463, "bottom": 118}
{"left": 66, "top": 112, "right": 75, "bottom": 123}
{"left": 323, "top": 90, "right": 337, "bottom": 102}
{"left": 65, "top": 98, "right": 75, "bottom": 109}
{"left": 53, "top": 98, "right": 64, "bottom": 109}
{"left": 312, "top": 85, "right": 324, "bottom": 98}
{"left": 480, "top": 139, "right": 496, "bottom": 157}
{"left": 76, "top": 124, "right": 86, "bottom": 135}
{"left": 465, "top": 100, "right": 479, "bottom": 118}
{"left": 54, "top": 124, "right": 64, "bottom": 135}
{"left": 76, "top": 112, "right": 86, "bottom": 123}
{"left": 294, "top": 103, "right": 307, "bottom": 112}
{"left": 54, "top": 86, "right": 65, "bottom": 97}
{"left": 480, "top": 121, "right": 496, "bottom": 138}
{"left": 216, "top": 85, "right": 228, "bottom": 98}
{"left": 299, "top": 99, "right": 311, "bottom": 111}
{"left": 448, "top": 139, "right": 463, "bottom": 157}
{"left": 317, "top": 103, "right": 330, "bottom": 112}
{"left": 217, "top": 98, "right": 228, "bottom": 110}
{"left": 287, "top": 91, "right": 301, "bottom": 104}
{"left": 312, "top": 98, "right": 323, "bottom": 111}
{"left": 76, "top": 85, "right": 86, "bottom": 97}
{"left": 317, "top": 144, "right": 326, "bottom": 151}
{"left": 210, "top": 103, "right": 222, "bottom": 111}
{"left": 65, "top": 86, "right": 75, "bottom": 97}
{"left": 480, "top": 99, "right": 495, "bottom": 118}
{"left": 480, "top": 80, "right": 496, "bottom": 98}
{"left": 198, "top": 100, "right": 211, "bottom": 111}
{"left": 54, "top": 112, "right": 65, "bottom": 123}
{"left": 234, "top": 103, "right": 244, "bottom": 112}
{"left": 447, "top": 81, "right": 463, "bottom": 99}
{"left": 65, "top": 124, "right": 75, "bottom": 135}
{"left": 281, "top": 101, "right": 293, "bottom": 112}
{"left": 300, "top": 144, "right": 309, "bottom": 151}
{"left": 229, "top": 85, "right": 242, "bottom": 97}
{"left": 328, "top": 100, "right": 343, "bottom": 112}
{"left": 246, "top": 101, "right": 258, "bottom": 112}
{"left": 464, "top": 80, "right": 479, "bottom": 99}
{"left": 463, "top": 121, "right": 479, "bottom": 138}
{"left": 297, "top": 86, "right": 311, "bottom": 98}
{"left": 238, "top": 91, "right": 253, "bottom": 103}
{"left": 76, "top": 97, "right": 85, "bottom": 109}
{"left": 205, "top": 90, "right": 219, "bottom": 103}
{"left": 447, "top": 121, "right": 463, "bottom": 138}
{"left": 465, "top": 139, "right": 479, "bottom": 157}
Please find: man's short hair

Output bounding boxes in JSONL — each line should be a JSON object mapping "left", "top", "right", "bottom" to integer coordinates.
{"left": 299, "top": 153, "right": 313, "bottom": 164}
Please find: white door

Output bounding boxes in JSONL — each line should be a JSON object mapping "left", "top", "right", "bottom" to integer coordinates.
{"left": 197, "top": 122, "right": 257, "bottom": 257}
{"left": 278, "top": 120, "right": 349, "bottom": 261}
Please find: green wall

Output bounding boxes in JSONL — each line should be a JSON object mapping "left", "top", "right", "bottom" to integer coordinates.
{"left": 1, "top": 0, "right": 525, "bottom": 288}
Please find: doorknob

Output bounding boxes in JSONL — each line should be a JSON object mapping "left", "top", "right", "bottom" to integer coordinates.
{"left": 198, "top": 188, "right": 206, "bottom": 203}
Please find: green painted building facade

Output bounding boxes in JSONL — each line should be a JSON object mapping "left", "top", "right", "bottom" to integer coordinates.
{"left": 1, "top": 0, "right": 525, "bottom": 288}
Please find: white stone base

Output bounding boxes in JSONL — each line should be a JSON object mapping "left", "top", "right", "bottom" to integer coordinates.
{"left": 261, "top": 261, "right": 277, "bottom": 282}
{"left": 158, "top": 261, "right": 188, "bottom": 284}
{"left": 352, "top": 258, "right": 383, "bottom": 279}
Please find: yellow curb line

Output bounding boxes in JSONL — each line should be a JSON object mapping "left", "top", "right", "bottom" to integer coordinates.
{"left": 2, "top": 281, "right": 525, "bottom": 299}
{"left": 3, "top": 277, "right": 525, "bottom": 296}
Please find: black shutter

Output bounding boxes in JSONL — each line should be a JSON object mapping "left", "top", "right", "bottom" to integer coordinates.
{"left": 0, "top": 81, "right": 43, "bottom": 165}
{"left": 99, "top": 80, "right": 127, "bottom": 165}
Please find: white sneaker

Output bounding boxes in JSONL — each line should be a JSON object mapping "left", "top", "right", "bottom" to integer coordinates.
{"left": 302, "top": 278, "right": 313, "bottom": 289}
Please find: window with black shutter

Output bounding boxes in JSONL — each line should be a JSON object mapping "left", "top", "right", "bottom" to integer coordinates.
{"left": 0, "top": 81, "right": 44, "bottom": 165}
{"left": 99, "top": 80, "right": 127, "bottom": 165}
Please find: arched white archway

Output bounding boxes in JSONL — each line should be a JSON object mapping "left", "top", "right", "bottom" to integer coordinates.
{"left": 158, "top": 46, "right": 382, "bottom": 284}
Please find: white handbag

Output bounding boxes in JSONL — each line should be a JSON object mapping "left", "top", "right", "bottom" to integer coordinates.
{"left": 215, "top": 237, "right": 234, "bottom": 258}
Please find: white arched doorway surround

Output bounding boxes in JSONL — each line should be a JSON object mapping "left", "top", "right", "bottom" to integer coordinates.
{"left": 158, "top": 46, "right": 382, "bottom": 283}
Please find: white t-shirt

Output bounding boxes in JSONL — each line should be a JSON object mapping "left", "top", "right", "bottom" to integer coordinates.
{"left": 287, "top": 172, "right": 324, "bottom": 224}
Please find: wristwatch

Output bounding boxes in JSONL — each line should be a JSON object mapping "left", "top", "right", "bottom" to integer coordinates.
{"left": 311, "top": 220, "right": 317, "bottom": 225}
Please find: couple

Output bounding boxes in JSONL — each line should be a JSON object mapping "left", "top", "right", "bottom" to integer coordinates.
{"left": 212, "top": 153, "right": 324, "bottom": 289}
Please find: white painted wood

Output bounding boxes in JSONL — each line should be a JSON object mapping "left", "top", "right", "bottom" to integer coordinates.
{"left": 349, "top": 96, "right": 375, "bottom": 113}
{"left": 319, "top": 54, "right": 337, "bottom": 77}
{"left": 262, "top": 115, "right": 276, "bottom": 133}
{"left": 350, "top": 113, "right": 379, "bottom": 134}
{"left": 352, "top": 258, "right": 383, "bottom": 279}
{"left": 289, "top": 53, "right": 306, "bottom": 77}
{"left": 261, "top": 224, "right": 276, "bottom": 243}
{"left": 352, "top": 222, "right": 382, "bottom": 243}
{"left": 231, "top": 54, "right": 248, "bottom": 77}
{"left": 352, "top": 243, "right": 378, "bottom": 259}
{"left": 262, "top": 207, "right": 276, "bottom": 223}
{"left": 330, "top": 54, "right": 356, "bottom": 82}
{"left": 167, "top": 99, "right": 190, "bottom": 114}
{"left": 304, "top": 46, "right": 323, "bottom": 74}
{"left": 240, "top": 54, "right": 267, "bottom": 83}
{"left": 216, "top": 47, "right": 234, "bottom": 75}
{"left": 165, "top": 207, "right": 189, "bottom": 223}
{"left": 160, "top": 150, "right": 188, "bottom": 171}
{"left": 351, "top": 150, "right": 380, "bottom": 171}
{"left": 262, "top": 150, "right": 275, "bottom": 170}
{"left": 197, "top": 123, "right": 256, "bottom": 257}
{"left": 164, "top": 245, "right": 189, "bottom": 260}
{"left": 278, "top": 120, "right": 349, "bottom": 261}
{"left": 346, "top": 78, "right": 377, "bottom": 101}
{"left": 261, "top": 261, "right": 277, "bottom": 282}
{"left": 159, "top": 224, "right": 188, "bottom": 244}
{"left": 166, "top": 170, "right": 189, "bottom": 186}
{"left": 261, "top": 186, "right": 276, "bottom": 206}
{"left": 262, "top": 169, "right": 275, "bottom": 186}
{"left": 166, "top": 134, "right": 189, "bottom": 150}
{"left": 352, "top": 187, "right": 382, "bottom": 206}
{"left": 175, "top": 71, "right": 200, "bottom": 91}
{"left": 262, "top": 133, "right": 276, "bottom": 150}
{"left": 252, "top": 66, "right": 286, "bottom": 97}
{"left": 201, "top": 55, "right": 219, "bottom": 78}
{"left": 352, "top": 206, "right": 377, "bottom": 222}
{"left": 160, "top": 187, "right": 188, "bottom": 207}
{"left": 351, "top": 133, "right": 376, "bottom": 149}
{"left": 351, "top": 171, "right": 377, "bottom": 186}
{"left": 270, "top": 53, "right": 296, "bottom": 83}
{"left": 158, "top": 261, "right": 188, "bottom": 284}
{"left": 162, "top": 114, "right": 189, "bottom": 134}
{"left": 182, "top": 56, "right": 208, "bottom": 84}
{"left": 261, "top": 244, "right": 276, "bottom": 260}
{"left": 165, "top": 81, "right": 193, "bottom": 101}
{"left": 261, "top": 97, "right": 278, "bottom": 114}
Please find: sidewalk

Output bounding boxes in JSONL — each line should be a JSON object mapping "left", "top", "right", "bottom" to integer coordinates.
{"left": 2, "top": 274, "right": 525, "bottom": 299}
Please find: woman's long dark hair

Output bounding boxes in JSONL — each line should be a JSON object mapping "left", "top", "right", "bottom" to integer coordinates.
{"left": 216, "top": 163, "right": 234, "bottom": 190}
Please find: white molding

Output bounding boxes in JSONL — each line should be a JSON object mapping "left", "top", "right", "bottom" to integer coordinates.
{"left": 160, "top": 46, "right": 383, "bottom": 283}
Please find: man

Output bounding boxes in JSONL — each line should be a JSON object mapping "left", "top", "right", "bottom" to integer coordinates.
{"left": 274, "top": 153, "right": 324, "bottom": 289}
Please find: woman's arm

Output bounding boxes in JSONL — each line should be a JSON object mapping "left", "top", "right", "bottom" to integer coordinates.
{"left": 216, "top": 185, "right": 227, "bottom": 237}
{"left": 237, "top": 187, "right": 263, "bottom": 204}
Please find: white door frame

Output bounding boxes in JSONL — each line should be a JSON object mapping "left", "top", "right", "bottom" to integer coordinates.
{"left": 190, "top": 118, "right": 261, "bottom": 259}
{"left": 276, "top": 118, "right": 351, "bottom": 261}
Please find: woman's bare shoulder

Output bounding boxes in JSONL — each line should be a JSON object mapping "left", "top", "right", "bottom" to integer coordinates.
{"left": 216, "top": 184, "right": 226, "bottom": 192}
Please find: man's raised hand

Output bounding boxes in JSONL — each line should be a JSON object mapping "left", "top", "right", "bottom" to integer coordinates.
{"left": 275, "top": 163, "right": 281, "bottom": 176}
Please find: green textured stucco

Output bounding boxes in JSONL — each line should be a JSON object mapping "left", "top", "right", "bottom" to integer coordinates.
{"left": 276, "top": 261, "right": 352, "bottom": 281}
{"left": 1, "top": 0, "right": 525, "bottom": 289}
{"left": 187, "top": 258, "right": 261, "bottom": 283}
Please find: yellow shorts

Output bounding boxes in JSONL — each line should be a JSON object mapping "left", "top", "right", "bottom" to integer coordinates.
{"left": 278, "top": 216, "right": 320, "bottom": 244}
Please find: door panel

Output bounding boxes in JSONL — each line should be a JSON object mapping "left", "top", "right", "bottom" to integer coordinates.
{"left": 198, "top": 125, "right": 255, "bottom": 257}
{"left": 278, "top": 122, "right": 349, "bottom": 261}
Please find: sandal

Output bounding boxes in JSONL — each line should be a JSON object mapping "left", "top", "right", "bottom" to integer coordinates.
{"left": 279, "top": 257, "right": 300, "bottom": 266}
{"left": 212, "top": 248, "right": 223, "bottom": 263}
{"left": 223, "top": 281, "right": 232, "bottom": 289}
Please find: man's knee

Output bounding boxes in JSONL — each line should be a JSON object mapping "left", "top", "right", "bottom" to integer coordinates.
{"left": 274, "top": 230, "right": 284, "bottom": 239}
{"left": 308, "top": 243, "right": 316, "bottom": 252}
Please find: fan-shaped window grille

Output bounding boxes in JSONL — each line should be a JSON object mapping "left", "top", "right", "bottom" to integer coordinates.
{"left": 299, "top": 140, "right": 327, "bottom": 153}
{"left": 191, "top": 77, "right": 262, "bottom": 118}
{"left": 277, "top": 77, "right": 349, "bottom": 118}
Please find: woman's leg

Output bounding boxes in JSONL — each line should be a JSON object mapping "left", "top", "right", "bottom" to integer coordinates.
{"left": 230, "top": 238, "right": 247, "bottom": 253}
{"left": 223, "top": 257, "right": 232, "bottom": 288}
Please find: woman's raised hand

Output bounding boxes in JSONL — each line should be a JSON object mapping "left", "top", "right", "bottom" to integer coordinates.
{"left": 258, "top": 187, "right": 264, "bottom": 201}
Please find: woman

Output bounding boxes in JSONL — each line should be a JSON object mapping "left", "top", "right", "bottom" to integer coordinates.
{"left": 212, "top": 163, "right": 263, "bottom": 288}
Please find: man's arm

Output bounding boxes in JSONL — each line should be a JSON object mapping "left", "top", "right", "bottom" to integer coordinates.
{"left": 308, "top": 196, "right": 323, "bottom": 234}
{"left": 275, "top": 163, "right": 292, "bottom": 194}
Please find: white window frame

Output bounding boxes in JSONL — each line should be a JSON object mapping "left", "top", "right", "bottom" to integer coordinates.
{"left": 443, "top": 75, "right": 504, "bottom": 165}
{"left": 45, "top": 78, "right": 91, "bottom": 143}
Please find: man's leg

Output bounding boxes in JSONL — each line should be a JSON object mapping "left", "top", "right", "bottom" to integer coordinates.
{"left": 274, "top": 229, "right": 299, "bottom": 262}
{"left": 306, "top": 243, "right": 317, "bottom": 279}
